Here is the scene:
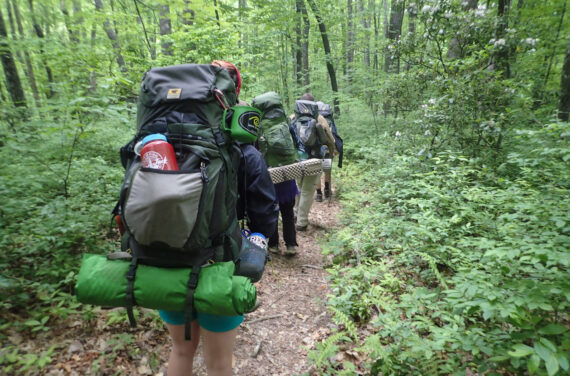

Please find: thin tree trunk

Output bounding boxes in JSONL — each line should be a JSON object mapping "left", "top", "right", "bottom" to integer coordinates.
{"left": 28, "top": 0, "right": 54, "bottom": 98}
{"left": 346, "top": 0, "right": 354, "bottom": 80}
{"left": 544, "top": 1, "right": 566, "bottom": 88}
{"left": 159, "top": 5, "right": 173, "bottom": 56}
{"left": 405, "top": 1, "right": 417, "bottom": 71}
{"left": 295, "top": 0, "right": 303, "bottom": 89}
{"left": 559, "top": 40, "right": 570, "bottom": 121}
{"left": 383, "top": 0, "right": 405, "bottom": 116}
{"left": 11, "top": 0, "right": 40, "bottom": 107}
{"left": 495, "top": 0, "right": 510, "bottom": 78}
{"left": 93, "top": 0, "right": 125, "bottom": 69}
{"left": 306, "top": 0, "right": 340, "bottom": 116}
{"left": 213, "top": 0, "right": 221, "bottom": 28}
{"left": 301, "top": 0, "right": 310, "bottom": 88}
{"left": 280, "top": 33, "right": 290, "bottom": 108}
{"left": 447, "top": 0, "right": 477, "bottom": 59}
{"left": 60, "top": 0, "right": 79, "bottom": 44}
{"left": 0, "top": 5, "right": 26, "bottom": 108}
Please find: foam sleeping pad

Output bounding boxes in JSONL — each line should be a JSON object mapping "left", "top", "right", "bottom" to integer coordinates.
{"left": 75, "top": 254, "right": 256, "bottom": 315}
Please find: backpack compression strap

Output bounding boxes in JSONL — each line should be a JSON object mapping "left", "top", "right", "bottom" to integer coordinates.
{"left": 184, "top": 265, "right": 201, "bottom": 340}
{"left": 125, "top": 256, "right": 139, "bottom": 327}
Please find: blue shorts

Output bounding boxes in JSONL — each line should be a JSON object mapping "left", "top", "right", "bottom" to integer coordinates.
{"left": 158, "top": 310, "right": 244, "bottom": 332}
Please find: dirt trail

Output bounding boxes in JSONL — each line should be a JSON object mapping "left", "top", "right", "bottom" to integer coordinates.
{"left": 189, "top": 197, "right": 341, "bottom": 376}
{"left": 27, "top": 196, "right": 341, "bottom": 376}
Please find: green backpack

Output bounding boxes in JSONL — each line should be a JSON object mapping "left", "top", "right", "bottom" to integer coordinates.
{"left": 252, "top": 91, "right": 297, "bottom": 167}
{"left": 113, "top": 64, "right": 245, "bottom": 337}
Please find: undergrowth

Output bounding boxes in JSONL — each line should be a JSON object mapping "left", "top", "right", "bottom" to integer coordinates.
{"left": 311, "top": 119, "right": 570, "bottom": 375}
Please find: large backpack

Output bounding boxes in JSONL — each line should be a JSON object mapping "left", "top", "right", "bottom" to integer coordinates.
{"left": 113, "top": 64, "right": 244, "bottom": 336}
{"left": 251, "top": 92, "right": 297, "bottom": 167}
{"left": 317, "top": 101, "right": 344, "bottom": 167}
{"left": 292, "top": 99, "right": 323, "bottom": 158}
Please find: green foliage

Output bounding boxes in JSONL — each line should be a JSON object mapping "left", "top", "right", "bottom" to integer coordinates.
{"left": 313, "top": 115, "right": 570, "bottom": 374}
{"left": 0, "top": 92, "right": 133, "bottom": 334}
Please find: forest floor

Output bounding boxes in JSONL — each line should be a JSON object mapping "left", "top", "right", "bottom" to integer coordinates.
{"left": 16, "top": 193, "right": 341, "bottom": 376}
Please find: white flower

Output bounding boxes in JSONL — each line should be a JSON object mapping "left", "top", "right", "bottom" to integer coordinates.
{"left": 489, "top": 38, "right": 496, "bottom": 45}
{"left": 395, "top": 131, "right": 402, "bottom": 137}
{"left": 428, "top": 98, "right": 436, "bottom": 105}
{"left": 424, "top": 130, "right": 432, "bottom": 136}
{"left": 494, "top": 38, "right": 506, "bottom": 46}
{"left": 421, "top": 5, "right": 431, "bottom": 12}
{"left": 524, "top": 38, "right": 537, "bottom": 46}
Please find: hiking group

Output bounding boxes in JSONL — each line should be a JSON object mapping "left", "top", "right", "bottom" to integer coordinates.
{"left": 75, "top": 60, "right": 342, "bottom": 375}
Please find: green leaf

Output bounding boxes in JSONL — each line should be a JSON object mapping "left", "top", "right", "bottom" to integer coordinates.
{"left": 509, "top": 344, "right": 535, "bottom": 358}
{"left": 528, "top": 354, "right": 541, "bottom": 374}
{"left": 539, "top": 324, "right": 568, "bottom": 335}
{"left": 535, "top": 342, "right": 553, "bottom": 362}
{"left": 545, "top": 353, "right": 559, "bottom": 376}
{"left": 557, "top": 354, "right": 569, "bottom": 371}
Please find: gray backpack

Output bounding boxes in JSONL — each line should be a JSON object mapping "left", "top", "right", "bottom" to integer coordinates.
{"left": 292, "top": 99, "right": 322, "bottom": 158}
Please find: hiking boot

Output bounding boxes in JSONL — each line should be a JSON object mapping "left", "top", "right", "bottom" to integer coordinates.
{"left": 268, "top": 246, "right": 280, "bottom": 255}
{"left": 315, "top": 192, "right": 323, "bottom": 202}
{"left": 296, "top": 224, "right": 307, "bottom": 231}
{"left": 284, "top": 245, "right": 297, "bottom": 256}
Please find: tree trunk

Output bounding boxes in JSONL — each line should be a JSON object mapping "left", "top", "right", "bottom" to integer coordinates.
{"left": 559, "top": 40, "right": 570, "bottom": 121}
{"left": 280, "top": 33, "right": 290, "bottom": 108}
{"left": 405, "top": 1, "right": 417, "bottom": 71}
{"left": 11, "top": 0, "right": 40, "bottom": 107}
{"left": 182, "top": 0, "right": 195, "bottom": 26}
{"left": 346, "top": 0, "right": 354, "bottom": 80}
{"left": 238, "top": 0, "right": 246, "bottom": 49}
{"left": 93, "top": 0, "right": 125, "bottom": 69}
{"left": 447, "top": 0, "right": 477, "bottom": 59}
{"left": 213, "top": 0, "right": 221, "bottom": 28}
{"left": 0, "top": 5, "right": 26, "bottom": 108}
{"left": 384, "top": 0, "right": 405, "bottom": 75}
{"left": 159, "top": 5, "right": 173, "bottom": 56}
{"left": 295, "top": 0, "right": 303, "bottom": 89}
{"left": 301, "top": 0, "right": 310, "bottom": 88}
{"left": 28, "top": 0, "right": 54, "bottom": 98}
{"left": 383, "top": 0, "right": 405, "bottom": 116}
{"left": 60, "top": 0, "right": 79, "bottom": 44}
{"left": 306, "top": 0, "right": 340, "bottom": 116}
{"left": 494, "top": 0, "right": 511, "bottom": 78}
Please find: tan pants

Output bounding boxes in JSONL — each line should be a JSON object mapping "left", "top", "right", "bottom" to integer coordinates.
{"left": 294, "top": 173, "right": 321, "bottom": 227}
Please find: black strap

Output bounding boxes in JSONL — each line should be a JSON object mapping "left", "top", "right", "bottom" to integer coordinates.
{"left": 184, "top": 265, "right": 201, "bottom": 340}
{"left": 125, "top": 257, "right": 139, "bottom": 327}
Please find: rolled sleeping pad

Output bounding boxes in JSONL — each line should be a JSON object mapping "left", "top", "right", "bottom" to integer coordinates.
{"left": 267, "top": 158, "right": 323, "bottom": 184}
{"left": 75, "top": 254, "right": 256, "bottom": 315}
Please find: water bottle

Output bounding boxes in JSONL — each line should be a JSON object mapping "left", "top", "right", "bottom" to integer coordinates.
{"left": 140, "top": 134, "right": 179, "bottom": 170}
{"left": 235, "top": 231, "right": 268, "bottom": 283}
{"left": 248, "top": 232, "right": 268, "bottom": 251}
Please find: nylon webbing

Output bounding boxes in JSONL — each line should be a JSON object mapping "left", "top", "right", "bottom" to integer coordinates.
{"left": 184, "top": 265, "right": 201, "bottom": 341}
{"left": 125, "top": 257, "right": 139, "bottom": 327}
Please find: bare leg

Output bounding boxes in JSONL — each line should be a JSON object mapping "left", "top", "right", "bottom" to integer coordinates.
{"left": 165, "top": 321, "right": 200, "bottom": 376}
{"left": 201, "top": 327, "right": 239, "bottom": 376}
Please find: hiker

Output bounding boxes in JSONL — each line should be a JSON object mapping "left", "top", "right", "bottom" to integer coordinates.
{"left": 291, "top": 93, "right": 336, "bottom": 231}
{"left": 251, "top": 91, "right": 306, "bottom": 256}
{"left": 160, "top": 61, "right": 277, "bottom": 376}
{"left": 315, "top": 101, "right": 341, "bottom": 202}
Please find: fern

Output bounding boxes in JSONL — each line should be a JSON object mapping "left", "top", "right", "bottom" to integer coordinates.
{"left": 329, "top": 307, "right": 358, "bottom": 341}
{"left": 417, "top": 251, "right": 448, "bottom": 289}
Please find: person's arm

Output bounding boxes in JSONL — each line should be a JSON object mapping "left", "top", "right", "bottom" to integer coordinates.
{"left": 238, "top": 145, "right": 279, "bottom": 238}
